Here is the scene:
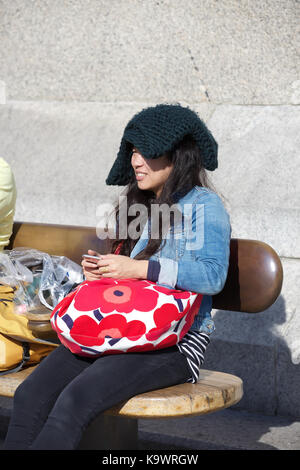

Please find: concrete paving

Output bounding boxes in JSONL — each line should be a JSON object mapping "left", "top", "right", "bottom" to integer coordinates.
{"left": 138, "top": 408, "right": 300, "bottom": 450}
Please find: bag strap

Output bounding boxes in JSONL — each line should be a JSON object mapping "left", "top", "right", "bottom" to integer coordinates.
{"left": 0, "top": 297, "right": 13, "bottom": 306}
{"left": 0, "top": 342, "right": 31, "bottom": 376}
{"left": 114, "top": 241, "right": 124, "bottom": 255}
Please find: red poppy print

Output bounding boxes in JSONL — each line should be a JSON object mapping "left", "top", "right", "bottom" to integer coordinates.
{"left": 152, "top": 284, "right": 191, "bottom": 299}
{"left": 100, "top": 349, "right": 125, "bottom": 356}
{"left": 50, "top": 278, "right": 204, "bottom": 358}
{"left": 50, "top": 311, "right": 64, "bottom": 334}
{"left": 127, "top": 334, "right": 178, "bottom": 353}
{"left": 73, "top": 279, "right": 159, "bottom": 313}
{"left": 179, "top": 294, "right": 203, "bottom": 340}
{"left": 56, "top": 332, "right": 90, "bottom": 356}
{"left": 146, "top": 303, "right": 182, "bottom": 341}
{"left": 69, "top": 314, "right": 146, "bottom": 347}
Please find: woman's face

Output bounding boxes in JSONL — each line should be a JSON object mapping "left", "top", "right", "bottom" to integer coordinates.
{"left": 131, "top": 147, "right": 174, "bottom": 198}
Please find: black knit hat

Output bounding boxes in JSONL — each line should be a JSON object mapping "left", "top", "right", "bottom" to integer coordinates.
{"left": 106, "top": 104, "right": 218, "bottom": 186}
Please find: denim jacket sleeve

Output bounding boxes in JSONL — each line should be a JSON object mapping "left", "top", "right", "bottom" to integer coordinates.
{"left": 157, "top": 190, "right": 231, "bottom": 295}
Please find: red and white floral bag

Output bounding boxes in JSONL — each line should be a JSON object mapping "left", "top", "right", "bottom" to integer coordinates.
{"left": 50, "top": 242, "right": 203, "bottom": 357}
{"left": 50, "top": 278, "right": 203, "bottom": 357}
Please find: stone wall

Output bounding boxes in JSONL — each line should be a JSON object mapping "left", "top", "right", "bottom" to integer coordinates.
{"left": 0, "top": 0, "right": 299, "bottom": 417}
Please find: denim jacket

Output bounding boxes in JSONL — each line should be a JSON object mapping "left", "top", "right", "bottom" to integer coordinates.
{"left": 130, "top": 186, "right": 231, "bottom": 335}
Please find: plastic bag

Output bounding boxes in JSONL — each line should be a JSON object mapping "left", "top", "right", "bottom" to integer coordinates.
{"left": 0, "top": 248, "right": 84, "bottom": 316}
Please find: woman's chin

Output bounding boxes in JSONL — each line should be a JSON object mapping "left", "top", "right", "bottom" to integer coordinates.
{"left": 137, "top": 181, "right": 149, "bottom": 190}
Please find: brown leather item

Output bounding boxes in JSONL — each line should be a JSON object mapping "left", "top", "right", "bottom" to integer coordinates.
{"left": 8, "top": 221, "right": 283, "bottom": 317}
{"left": 212, "top": 238, "right": 283, "bottom": 313}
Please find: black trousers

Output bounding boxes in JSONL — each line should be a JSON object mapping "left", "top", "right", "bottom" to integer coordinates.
{"left": 4, "top": 344, "right": 191, "bottom": 450}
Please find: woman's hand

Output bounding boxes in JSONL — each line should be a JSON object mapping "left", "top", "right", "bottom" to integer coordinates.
{"left": 81, "top": 250, "right": 103, "bottom": 281}
{"left": 81, "top": 249, "right": 149, "bottom": 281}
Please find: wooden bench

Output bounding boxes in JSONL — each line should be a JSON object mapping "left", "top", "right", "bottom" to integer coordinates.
{"left": 0, "top": 221, "right": 283, "bottom": 449}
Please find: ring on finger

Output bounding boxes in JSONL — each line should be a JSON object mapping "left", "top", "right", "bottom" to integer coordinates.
{"left": 99, "top": 266, "right": 109, "bottom": 274}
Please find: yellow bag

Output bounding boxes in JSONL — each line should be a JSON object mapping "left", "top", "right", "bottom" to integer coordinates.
{"left": 0, "top": 284, "right": 58, "bottom": 375}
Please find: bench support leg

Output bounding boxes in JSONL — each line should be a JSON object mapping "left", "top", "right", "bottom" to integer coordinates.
{"left": 78, "top": 415, "right": 138, "bottom": 450}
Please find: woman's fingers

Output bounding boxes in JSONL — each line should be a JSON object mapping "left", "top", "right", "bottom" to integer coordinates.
{"left": 83, "top": 254, "right": 136, "bottom": 279}
{"left": 84, "top": 272, "right": 102, "bottom": 281}
{"left": 83, "top": 260, "right": 101, "bottom": 269}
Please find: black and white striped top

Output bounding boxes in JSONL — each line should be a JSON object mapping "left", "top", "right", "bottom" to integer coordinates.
{"left": 177, "top": 331, "right": 210, "bottom": 383}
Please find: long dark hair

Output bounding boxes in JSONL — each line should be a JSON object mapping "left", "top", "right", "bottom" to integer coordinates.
{"left": 110, "top": 134, "right": 218, "bottom": 259}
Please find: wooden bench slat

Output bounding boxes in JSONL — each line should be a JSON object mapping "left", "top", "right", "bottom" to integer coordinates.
{"left": 0, "top": 367, "right": 34, "bottom": 397}
{"left": 0, "top": 365, "right": 243, "bottom": 418}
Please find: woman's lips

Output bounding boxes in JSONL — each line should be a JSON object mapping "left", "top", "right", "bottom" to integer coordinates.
{"left": 135, "top": 172, "right": 147, "bottom": 181}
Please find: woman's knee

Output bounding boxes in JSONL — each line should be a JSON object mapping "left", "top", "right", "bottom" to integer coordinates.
{"left": 49, "top": 386, "right": 81, "bottom": 421}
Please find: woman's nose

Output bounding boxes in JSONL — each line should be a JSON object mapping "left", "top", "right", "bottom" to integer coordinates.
{"left": 131, "top": 151, "right": 144, "bottom": 168}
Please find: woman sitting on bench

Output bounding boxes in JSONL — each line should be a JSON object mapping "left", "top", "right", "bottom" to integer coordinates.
{"left": 4, "top": 104, "right": 231, "bottom": 450}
